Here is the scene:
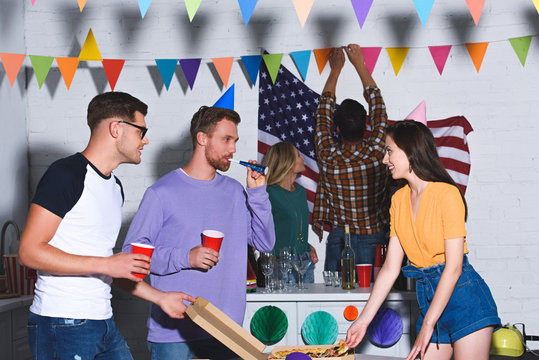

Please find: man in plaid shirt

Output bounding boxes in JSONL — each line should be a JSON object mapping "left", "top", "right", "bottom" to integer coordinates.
{"left": 313, "top": 44, "right": 390, "bottom": 273}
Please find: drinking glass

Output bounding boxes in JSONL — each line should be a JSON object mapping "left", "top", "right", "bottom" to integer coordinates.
{"left": 291, "top": 248, "right": 312, "bottom": 290}
{"left": 259, "top": 252, "right": 274, "bottom": 293}
{"left": 277, "top": 248, "right": 292, "bottom": 291}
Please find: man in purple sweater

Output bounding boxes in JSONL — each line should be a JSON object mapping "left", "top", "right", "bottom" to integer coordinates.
{"left": 123, "top": 106, "right": 275, "bottom": 360}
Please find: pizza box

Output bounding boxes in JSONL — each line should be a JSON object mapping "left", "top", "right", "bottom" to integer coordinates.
{"left": 269, "top": 344, "right": 355, "bottom": 359}
{"left": 186, "top": 297, "right": 354, "bottom": 360}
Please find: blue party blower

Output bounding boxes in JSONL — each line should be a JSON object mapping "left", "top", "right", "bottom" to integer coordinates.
{"left": 228, "top": 159, "right": 268, "bottom": 175}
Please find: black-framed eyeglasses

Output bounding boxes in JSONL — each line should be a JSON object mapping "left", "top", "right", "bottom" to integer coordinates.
{"left": 118, "top": 121, "right": 148, "bottom": 139}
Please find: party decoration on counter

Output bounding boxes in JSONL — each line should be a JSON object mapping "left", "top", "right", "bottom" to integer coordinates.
{"left": 262, "top": 53, "right": 284, "bottom": 84}
{"left": 56, "top": 57, "right": 79, "bottom": 90}
{"left": 428, "top": 45, "right": 452, "bottom": 75}
{"left": 79, "top": 29, "right": 102, "bottom": 61}
{"left": 138, "top": 0, "right": 152, "bottom": 19}
{"left": 465, "top": 0, "right": 486, "bottom": 26}
{"left": 78, "top": 0, "right": 87, "bottom": 12}
{"left": 412, "top": 0, "right": 435, "bottom": 27}
{"left": 102, "top": 59, "right": 125, "bottom": 91}
{"left": 290, "top": 50, "right": 311, "bottom": 81}
{"left": 386, "top": 47, "right": 409, "bottom": 75}
{"left": 360, "top": 47, "right": 382, "bottom": 75}
{"left": 185, "top": 0, "right": 203, "bottom": 22}
{"left": 180, "top": 58, "right": 202, "bottom": 89}
{"left": 212, "top": 57, "right": 234, "bottom": 87}
{"left": 465, "top": 42, "right": 489, "bottom": 72}
{"left": 509, "top": 35, "right": 533, "bottom": 67}
{"left": 238, "top": 0, "right": 259, "bottom": 26}
{"left": 405, "top": 100, "right": 427, "bottom": 125}
{"left": 213, "top": 84, "right": 235, "bottom": 110}
{"left": 313, "top": 48, "right": 333, "bottom": 74}
{"left": 292, "top": 0, "right": 315, "bottom": 28}
{"left": 301, "top": 311, "right": 338, "bottom": 345}
{"left": 351, "top": 0, "right": 374, "bottom": 29}
{"left": 0, "top": 53, "right": 26, "bottom": 87}
{"left": 367, "top": 307, "right": 403, "bottom": 347}
{"left": 240, "top": 55, "right": 263, "bottom": 85}
{"left": 285, "top": 352, "right": 312, "bottom": 360}
{"left": 250, "top": 305, "right": 288, "bottom": 345}
{"left": 155, "top": 59, "right": 178, "bottom": 90}
{"left": 343, "top": 305, "right": 359, "bottom": 321}
{"left": 29, "top": 55, "right": 54, "bottom": 88}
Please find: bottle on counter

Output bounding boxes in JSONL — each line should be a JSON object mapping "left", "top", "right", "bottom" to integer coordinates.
{"left": 341, "top": 224, "right": 356, "bottom": 290}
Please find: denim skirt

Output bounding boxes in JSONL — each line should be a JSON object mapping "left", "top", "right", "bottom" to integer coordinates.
{"left": 402, "top": 255, "right": 501, "bottom": 344}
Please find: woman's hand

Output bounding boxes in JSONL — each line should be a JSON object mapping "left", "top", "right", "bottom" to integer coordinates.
{"left": 345, "top": 319, "right": 369, "bottom": 348}
{"left": 405, "top": 322, "right": 435, "bottom": 359}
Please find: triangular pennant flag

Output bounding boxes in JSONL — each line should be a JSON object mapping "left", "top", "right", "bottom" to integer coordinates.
{"left": 412, "top": 0, "right": 435, "bottom": 27}
{"left": 262, "top": 54, "right": 283, "bottom": 85}
{"left": 78, "top": 0, "right": 87, "bottom": 12}
{"left": 360, "top": 47, "right": 382, "bottom": 75}
{"left": 29, "top": 55, "right": 54, "bottom": 88}
{"left": 428, "top": 45, "right": 452, "bottom": 75}
{"left": 102, "top": 59, "right": 125, "bottom": 91}
{"left": 405, "top": 100, "right": 427, "bottom": 125}
{"left": 238, "top": 0, "right": 258, "bottom": 26}
{"left": 155, "top": 59, "right": 178, "bottom": 90}
{"left": 509, "top": 36, "right": 532, "bottom": 67}
{"left": 179, "top": 58, "right": 201, "bottom": 90}
{"left": 0, "top": 53, "right": 25, "bottom": 87}
{"left": 534, "top": 0, "right": 539, "bottom": 14}
{"left": 290, "top": 50, "right": 311, "bottom": 81}
{"left": 351, "top": 0, "right": 374, "bottom": 29}
{"left": 465, "top": 42, "right": 488, "bottom": 72}
{"left": 213, "top": 84, "right": 235, "bottom": 110}
{"left": 56, "top": 57, "right": 79, "bottom": 90}
{"left": 313, "top": 48, "right": 333, "bottom": 74}
{"left": 79, "top": 29, "right": 102, "bottom": 61}
{"left": 212, "top": 57, "right": 234, "bottom": 87}
{"left": 31, "top": 0, "right": 36, "bottom": 5}
{"left": 386, "top": 47, "right": 409, "bottom": 75}
{"left": 465, "top": 0, "right": 486, "bottom": 26}
{"left": 240, "top": 55, "right": 262, "bottom": 85}
{"left": 292, "top": 0, "right": 315, "bottom": 27}
{"left": 185, "top": 0, "right": 202, "bottom": 22}
{"left": 138, "top": 0, "right": 152, "bottom": 18}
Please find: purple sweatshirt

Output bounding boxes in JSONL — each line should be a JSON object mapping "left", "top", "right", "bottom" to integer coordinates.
{"left": 122, "top": 169, "right": 275, "bottom": 343}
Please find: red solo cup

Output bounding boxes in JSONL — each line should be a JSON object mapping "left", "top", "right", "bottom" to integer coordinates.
{"left": 202, "top": 230, "right": 224, "bottom": 252}
{"left": 356, "top": 264, "right": 372, "bottom": 288}
{"left": 131, "top": 243, "right": 155, "bottom": 279}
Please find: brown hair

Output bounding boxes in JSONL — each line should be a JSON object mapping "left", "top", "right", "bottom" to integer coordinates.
{"left": 262, "top": 142, "right": 297, "bottom": 185}
{"left": 190, "top": 106, "right": 241, "bottom": 149}
{"left": 87, "top": 92, "right": 147, "bottom": 131}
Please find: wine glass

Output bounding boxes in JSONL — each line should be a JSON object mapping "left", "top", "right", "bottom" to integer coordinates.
{"left": 259, "top": 252, "right": 274, "bottom": 293}
{"left": 278, "top": 248, "right": 292, "bottom": 291}
{"left": 291, "top": 248, "right": 312, "bottom": 290}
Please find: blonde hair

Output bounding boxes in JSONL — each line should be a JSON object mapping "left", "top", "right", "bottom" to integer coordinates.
{"left": 262, "top": 142, "right": 297, "bottom": 186}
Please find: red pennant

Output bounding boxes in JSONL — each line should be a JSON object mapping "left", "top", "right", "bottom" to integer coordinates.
{"left": 102, "top": 59, "right": 125, "bottom": 91}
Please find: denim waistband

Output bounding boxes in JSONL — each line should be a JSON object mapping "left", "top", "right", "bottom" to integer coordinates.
{"left": 402, "top": 254, "right": 470, "bottom": 279}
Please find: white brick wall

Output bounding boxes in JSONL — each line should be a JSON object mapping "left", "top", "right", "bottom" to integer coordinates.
{"left": 5, "top": 0, "right": 539, "bottom": 357}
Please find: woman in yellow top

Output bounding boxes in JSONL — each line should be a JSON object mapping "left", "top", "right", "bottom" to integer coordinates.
{"left": 346, "top": 120, "right": 500, "bottom": 360}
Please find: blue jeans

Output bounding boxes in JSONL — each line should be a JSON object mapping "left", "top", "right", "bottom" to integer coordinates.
{"left": 27, "top": 313, "right": 133, "bottom": 360}
{"left": 148, "top": 338, "right": 238, "bottom": 360}
{"left": 324, "top": 228, "right": 388, "bottom": 279}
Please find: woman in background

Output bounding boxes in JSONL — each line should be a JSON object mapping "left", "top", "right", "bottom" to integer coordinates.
{"left": 346, "top": 121, "right": 500, "bottom": 360}
{"left": 262, "top": 142, "right": 318, "bottom": 283}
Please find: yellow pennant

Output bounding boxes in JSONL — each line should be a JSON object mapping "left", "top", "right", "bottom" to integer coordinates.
{"left": 386, "top": 47, "right": 409, "bottom": 75}
{"left": 79, "top": 29, "right": 102, "bottom": 61}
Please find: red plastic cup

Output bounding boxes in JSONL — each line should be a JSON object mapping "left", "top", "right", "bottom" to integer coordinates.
{"left": 202, "top": 230, "right": 224, "bottom": 252}
{"left": 356, "top": 264, "right": 372, "bottom": 288}
{"left": 130, "top": 243, "right": 155, "bottom": 279}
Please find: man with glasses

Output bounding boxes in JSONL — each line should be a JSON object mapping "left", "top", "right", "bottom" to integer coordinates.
{"left": 19, "top": 92, "right": 195, "bottom": 360}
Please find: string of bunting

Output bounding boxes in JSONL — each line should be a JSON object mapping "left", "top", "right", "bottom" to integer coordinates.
{"left": 0, "top": 28, "right": 535, "bottom": 91}
{"left": 28, "top": 0, "right": 539, "bottom": 27}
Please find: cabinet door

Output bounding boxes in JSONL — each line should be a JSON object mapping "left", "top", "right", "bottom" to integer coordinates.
{"left": 12, "top": 307, "right": 30, "bottom": 340}
{"left": 243, "top": 302, "right": 297, "bottom": 348}
{"left": 13, "top": 337, "right": 32, "bottom": 360}
{"left": 0, "top": 312, "right": 13, "bottom": 360}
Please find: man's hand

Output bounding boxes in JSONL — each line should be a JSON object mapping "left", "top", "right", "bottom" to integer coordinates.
{"left": 246, "top": 160, "right": 266, "bottom": 188}
{"left": 329, "top": 47, "right": 345, "bottom": 73}
{"left": 344, "top": 44, "right": 365, "bottom": 69}
{"left": 156, "top": 291, "right": 196, "bottom": 319}
{"left": 189, "top": 245, "right": 219, "bottom": 269}
{"left": 309, "top": 245, "right": 318, "bottom": 264}
{"left": 103, "top": 252, "right": 151, "bottom": 282}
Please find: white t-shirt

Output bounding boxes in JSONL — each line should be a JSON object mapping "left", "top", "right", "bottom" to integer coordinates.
{"left": 30, "top": 153, "right": 123, "bottom": 319}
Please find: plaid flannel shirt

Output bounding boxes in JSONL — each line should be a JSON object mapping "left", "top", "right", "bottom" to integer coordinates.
{"left": 312, "top": 86, "right": 390, "bottom": 239}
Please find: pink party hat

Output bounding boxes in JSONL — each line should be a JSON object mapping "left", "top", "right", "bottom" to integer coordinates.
{"left": 404, "top": 100, "right": 427, "bottom": 124}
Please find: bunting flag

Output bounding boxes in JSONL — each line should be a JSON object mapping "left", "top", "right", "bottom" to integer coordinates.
{"left": 31, "top": 0, "right": 36, "bottom": 5}
{"left": 212, "top": 57, "right": 234, "bottom": 87}
{"left": 0, "top": 53, "right": 26, "bottom": 87}
{"left": 428, "top": 45, "right": 452, "bottom": 75}
{"left": 29, "top": 55, "right": 54, "bottom": 88}
{"left": 386, "top": 47, "right": 409, "bottom": 75}
{"left": 534, "top": 0, "right": 539, "bottom": 14}
{"left": 185, "top": 0, "right": 202, "bottom": 22}
{"left": 102, "top": 59, "right": 125, "bottom": 91}
{"left": 78, "top": 0, "right": 87, "bottom": 12}
{"left": 79, "top": 29, "right": 102, "bottom": 61}
{"left": 240, "top": 55, "right": 262, "bottom": 85}
{"left": 465, "top": 42, "right": 489, "bottom": 72}
{"left": 351, "top": 0, "right": 374, "bottom": 29}
{"left": 360, "top": 47, "right": 382, "bottom": 75}
{"left": 155, "top": 59, "right": 178, "bottom": 90}
{"left": 290, "top": 50, "right": 311, "bottom": 81}
{"left": 313, "top": 48, "right": 333, "bottom": 74}
{"left": 180, "top": 58, "right": 201, "bottom": 89}
{"left": 412, "top": 0, "right": 435, "bottom": 27}
{"left": 262, "top": 53, "right": 283, "bottom": 84}
{"left": 56, "top": 57, "right": 79, "bottom": 90}
{"left": 292, "top": 0, "right": 315, "bottom": 27}
{"left": 213, "top": 83, "right": 235, "bottom": 110}
{"left": 138, "top": 0, "right": 152, "bottom": 19}
{"left": 238, "top": 0, "right": 258, "bottom": 26}
{"left": 509, "top": 36, "right": 532, "bottom": 67}
{"left": 465, "top": 0, "right": 486, "bottom": 26}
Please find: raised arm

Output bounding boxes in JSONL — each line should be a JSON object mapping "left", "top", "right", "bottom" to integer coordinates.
{"left": 344, "top": 43, "right": 376, "bottom": 89}
{"left": 322, "top": 47, "right": 345, "bottom": 97}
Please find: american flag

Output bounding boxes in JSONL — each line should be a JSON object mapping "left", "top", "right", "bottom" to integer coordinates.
{"left": 257, "top": 62, "right": 473, "bottom": 224}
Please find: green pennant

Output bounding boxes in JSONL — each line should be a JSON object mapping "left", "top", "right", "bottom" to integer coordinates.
{"left": 508, "top": 36, "right": 532, "bottom": 67}
{"left": 185, "top": 0, "right": 202, "bottom": 22}
{"left": 262, "top": 53, "right": 283, "bottom": 85}
{"left": 29, "top": 55, "right": 54, "bottom": 88}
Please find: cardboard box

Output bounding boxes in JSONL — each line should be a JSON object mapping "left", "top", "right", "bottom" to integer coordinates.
{"left": 186, "top": 297, "right": 354, "bottom": 360}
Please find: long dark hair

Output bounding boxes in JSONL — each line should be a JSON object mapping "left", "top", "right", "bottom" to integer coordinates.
{"left": 387, "top": 120, "right": 468, "bottom": 221}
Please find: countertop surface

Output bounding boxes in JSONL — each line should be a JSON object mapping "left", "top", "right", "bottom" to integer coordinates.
{"left": 0, "top": 295, "right": 33, "bottom": 312}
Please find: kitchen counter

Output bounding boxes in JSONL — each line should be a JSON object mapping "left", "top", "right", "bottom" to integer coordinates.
{"left": 0, "top": 295, "right": 33, "bottom": 312}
